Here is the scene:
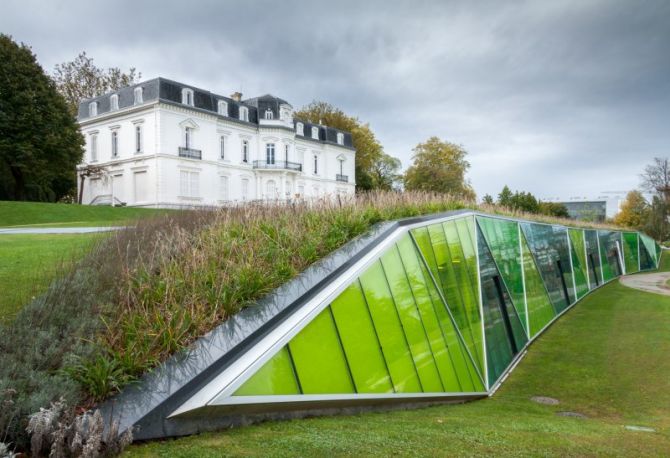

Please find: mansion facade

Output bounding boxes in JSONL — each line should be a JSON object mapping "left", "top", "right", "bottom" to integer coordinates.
{"left": 77, "top": 78, "right": 356, "bottom": 207}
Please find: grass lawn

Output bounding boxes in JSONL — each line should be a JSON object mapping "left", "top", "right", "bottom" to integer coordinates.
{"left": 126, "top": 280, "right": 670, "bottom": 457}
{"left": 0, "top": 200, "right": 172, "bottom": 228}
{"left": 0, "top": 233, "right": 102, "bottom": 322}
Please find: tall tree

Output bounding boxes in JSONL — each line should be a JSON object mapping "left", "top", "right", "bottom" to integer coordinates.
{"left": 0, "top": 35, "right": 84, "bottom": 201}
{"left": 613, "top": 190, "right": 649, "bottom": 229}
{"left": 295, "top": 101, "right": 399, "bottom": 192}
{"left": 497, "top": 185, "right": 513, "bottom": 207}
{"left": 403, "top": 137, "right": 476, "bottom": 200}
{"left": 370, "top": 154, "right": 402, "bottom": 191}
{"left": 641, "top": 157, "right": 670, "bottom": 202}
{"left": 52, "top": 51, "right": 141, "bottom": 116}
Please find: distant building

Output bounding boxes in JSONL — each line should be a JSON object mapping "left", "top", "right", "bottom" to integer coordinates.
{"left": 76, "top": 78, "right": 356, "bottom": 208}
{"left": 560, "top": 200, "right": 608, "bottom": 222}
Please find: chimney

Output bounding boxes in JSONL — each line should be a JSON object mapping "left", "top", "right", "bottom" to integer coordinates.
{"left": 231, "top": 92, "right": 242, "bottom": 102}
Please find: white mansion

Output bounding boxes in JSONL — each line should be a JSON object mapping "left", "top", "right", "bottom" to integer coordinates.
{"left": 77, "top": 78, "right": 356, "bottom": 207}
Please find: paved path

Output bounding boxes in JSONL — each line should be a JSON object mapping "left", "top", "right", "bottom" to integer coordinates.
{"left": 620, "top": 272, "right": 670, "bottom": 296}
{"left": 0, "top": 226, "right": 126, "bottom": 235}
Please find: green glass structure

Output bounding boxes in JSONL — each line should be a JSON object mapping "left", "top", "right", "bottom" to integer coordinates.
{"left": 168, "top": 212, "right": 660, "bottom": 428}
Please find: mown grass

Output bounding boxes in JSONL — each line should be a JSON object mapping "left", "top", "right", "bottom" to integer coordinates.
{"left": 126, "top": 281, "right": 670, "bottom": 457}
{"left": 0, "top": 200, "right": 171, "bottom": 227}
{"left": 0, "top": 233, "right": 102, "bottom": 322}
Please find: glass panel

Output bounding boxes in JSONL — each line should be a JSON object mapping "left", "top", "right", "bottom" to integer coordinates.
{"left": 234, "top": 347, "right": 300, "bottom": 396}
{"left": 584, "top": 230, "right": 602, "bottom": 286}
{"left": 639, "top": 234, "right": 656, "bottom": 271}
{"left": 288, "top": 307, "right": 355, "bottom": 394}
{"left": 623, "top": 232, "right": 640, "bottom": 274}
{"left": 412, "top": 219, "right": 485, "bottom": 374}
{"left": 381, "top": 243, "right": 443, "bottom": 392}
{"left": 476, "top": 216, "right": 527, "bottom": 335}
{"left": 520, "top": 223, "right": 575, "bottom": 312}
{"left": 598, "top": 231, "right": 622, "bottom": 280}
{"left": 521, "top": 231, "right": 556, "bottom": 337}
{"left": 568, "top": 229, "right": 589, "bottom": 299}
{"left": 330, "top": 281, "right": 394, "bottom": 393}
{"left": 360, "top": 261, "right": 422, "bottom": 392}
{"left": 477, "top": 227, "right": 528, "bottom": 385}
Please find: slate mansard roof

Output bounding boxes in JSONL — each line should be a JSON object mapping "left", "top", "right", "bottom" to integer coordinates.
{"left": 77, "top": 78, "right": 354, "bottom": 149}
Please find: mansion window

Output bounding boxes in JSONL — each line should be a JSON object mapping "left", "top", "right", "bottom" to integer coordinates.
{"left": 241, "top": 178, "right": 250, "bottom": 200}
{"left": 242, "top": 140, "right": 249, "bottom": 162}
{"left": 111, "top": 131, "right": 119, "bottom": 158}
{"left": 313, "top": 154, "right": 318, "bottom": 174}
{"left": 88, "top": 102, "right": 97, "bottom": 117}
{"left": 239, "top": 106, "right": 249, "bottom": 122}
{"left": 311, "top": 126, "right": 319, "bottom": 140}
{"left": 135, "top": 125, "right": 143, "bottom": 153}
{"left": 184, "top": 127, "right": 193, "bottom": 149}
{"left": 218, "top": 100, "right": 228, "bottom": 116}
{"left": 337, "top": 132, "right": 344, "bottom": 145}
{"left": 219, "top": 175, "right": 229, "bottom": 201}
{"left": 284, "top": 144, "right": 289, "bottom": 162}
{"left": 134, "top": 87, "right": 143, "bottom": 105}
{"left": 90, "top": 134, "right": 98, "bottom": 162}
{"left": 296, "top": 122, "right": 304, "bottom": 136}
{"left": 110, "top": 94, "right": 119, "bottom": 111}
{"left": 266, "top": 180, "right": 276, "bottom": 197}
{"left": 266, "top": 143, "right": 275, "bottom": 164}
{"left": 220, "top": 135, "right": 226, "bottom": 159}
{"left": 179, "top": 170, "right": 199, "bottom": 198}
{"left": 264, "top": 108, "right": 273, "bottom": 120}
{"left": 182, "top": 88, "right": 194, "bottom": 106}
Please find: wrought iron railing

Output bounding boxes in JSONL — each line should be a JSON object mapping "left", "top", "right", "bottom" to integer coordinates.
{"left": 336, "top": 174, "right": 349, "bottom": 182}
{"left": 179, "top": 147, "right": 202, "bottom": 159}
{"left": 253, "top": 160, "right": 302, "bottom": 172}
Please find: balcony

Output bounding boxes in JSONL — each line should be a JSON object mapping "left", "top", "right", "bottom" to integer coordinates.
{"left": 179, "top": 147, "right": 202, "bottom": 160}
{"left": 336, "top": 174, "right": 349, "bottom": 183}
{"left": 253, "top": 160, "right": 302, "bottom": 172}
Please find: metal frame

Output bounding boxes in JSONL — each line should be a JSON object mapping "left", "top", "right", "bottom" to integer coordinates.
{"left": 169, "top": 211, "right": 657, "bottom": 419}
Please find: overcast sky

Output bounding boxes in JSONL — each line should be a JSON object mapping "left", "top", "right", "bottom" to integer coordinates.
{"left": 2, "top": 0, "right": 669, "bottom": 200}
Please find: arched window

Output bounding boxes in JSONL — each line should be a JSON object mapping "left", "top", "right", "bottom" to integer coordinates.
{"left": 266, "top": 180, "right": 276, "bottom": 197}
{"left": 266, "top": 143, "right": 275, "bottom": 164}
{"left": 88, "top": 102, "right": 97, "bottom": 117}
{"left": 239, "top": 106, "right": 249, "bottom": 122}
{"left": 218, "top": 100, "right": 228, "bottom": 116}
{"left": 296, "top": 122, "right": 304, "bottom": 136}
{"left": 111, "top": 131, "right": 119, "bottom": 158}
{"left": 311, "top": 126, "right": 319, "bottom": 140}
{"left": 337, "top": 132, "right": 344, "bottom": 145}
{"left": 110, "top": 94, "right": 119, "bottom": 111}
{"left": 182, "top": 88, "right": 194, "bottom": 106}
{"left": 134, "top": 87, "right": 143, "bottom": 105}
{"left": 242, "top": 140, "right": 249, "bottom": 163}
{"left": 264, "top": 108, "right": 273, "bottom": 120}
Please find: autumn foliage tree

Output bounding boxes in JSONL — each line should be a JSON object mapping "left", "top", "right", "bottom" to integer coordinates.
{"left": 295, "top": 101, "right": 401, "bottom": 191}
{"left": 404, "top": 137, "right": 476, "bottom": 200}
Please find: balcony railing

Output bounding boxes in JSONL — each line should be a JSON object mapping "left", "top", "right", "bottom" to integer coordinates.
{"left": 336, "top": 174, "right": 349, "bottom": 183}
{"left": 179, "top": 147, "right": 202, "bottom": 159}
{"left": 253, "top": 160, "right": 302, "bottom": 172}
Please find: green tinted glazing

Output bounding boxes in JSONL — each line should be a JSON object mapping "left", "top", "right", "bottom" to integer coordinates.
{"left": 622, "top": 232, "right": 640, "bottom": 274}
{"left": 476, "top": 216, "right": 527, "bottom": 334}
{"left": 584, "top": 230, "right": 602, "bottom": 286}
{"left": 396, "top": 236, "right": 465, "bottom": 392}
{"left": 568, "top": 229, "right": 589, "bottom": 299}
{"left": 360, "top": 261, "right": 422, "bottom": 392}
{"left": 288, "top": 307, "right": 355, "bottom": 394}
{"left": 330, "top": 281, "right": 394, "bottom": 393}
{"left": 598, "top": 231, "right": 621, "bottom": 280}
{"left": 233, "top": 347, "right": 300, "bottom": 396}
{"left": 639, "top": 235, "right": 656, "bottom": 270}
{"left": 477, "top": 227, "right": 527, "bottom": 385}
{"left": 640, "top": 234, "right": 658, "bottom": 269}
{"left": 380, "top": 244, "right": 444, "bottom": 392}
{"left": 521, "top": 231, "right": 556, "bottom": 337}
{"left": 411, "top": 222, "right": 485, "bottom": 376}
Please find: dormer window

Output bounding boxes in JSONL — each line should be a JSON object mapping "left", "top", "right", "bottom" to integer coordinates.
{"left": 182, "top": 88, "right": 194, "bottom": 106}
{"left": 296, "top": 122, "right": 304, "bottom": 136}
{"left": 311, "top": 126, "right": 319, "bottom": 140}
{"left": 264, "top": 108, "right": 273, "bottom": 120}
{"left": 88, "top": 102, "right": 97, "bottom": 117}
{"left": 110, "top": 94, "right": 119, "bottom": 111}
{"left": 134, "top": 87, "right": 143, "bottom": 105}
{"left": 217, "top": 100, "right": 228, "bottom": 116}
{"left": 336, "top": 132, "right": 344, "bottom": 145}
{"left": 239, "top": 106, "right": 249, "bottom": 122}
